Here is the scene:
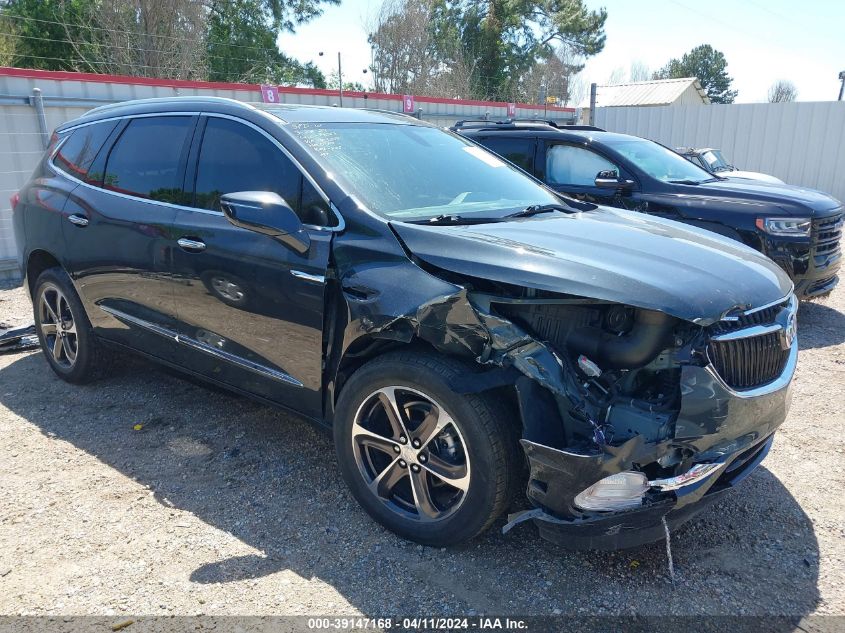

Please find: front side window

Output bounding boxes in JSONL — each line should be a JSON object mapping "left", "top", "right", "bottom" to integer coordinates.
{"left": 605, "top": 138, "right": 715, "bottom": 184}
{"left": 286, "top": 122, "right": 561, "bottom": 221}
{"left": 546, "top": 144, "right": 619, "bottom": 187}
{"left": 54, "top": 120, "right": 118, "bottom": 183}
{"left": 193, "top": 117, "right": 315, "bottom": 218}
{"left": 103, "top": 117, "right": 193, "bottom": 203}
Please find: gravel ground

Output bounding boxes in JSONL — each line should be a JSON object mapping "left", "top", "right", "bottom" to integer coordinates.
{"left": 0, "top": 278, "right": 843, "bottom": 619}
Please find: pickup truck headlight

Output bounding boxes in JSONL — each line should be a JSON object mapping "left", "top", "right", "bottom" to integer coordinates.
{"left": 755, "top": 217, "right": 811, "bottom": 236}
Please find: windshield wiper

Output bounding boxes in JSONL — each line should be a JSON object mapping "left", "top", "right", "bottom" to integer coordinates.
{"left": 668, "top": 179, "right": 702, "bottom": 185}
{"left": 504, "top": 203, "right": 571, "bottom": 219}
{"left": 409, "top": 214, "right": 495, "bottom": 225}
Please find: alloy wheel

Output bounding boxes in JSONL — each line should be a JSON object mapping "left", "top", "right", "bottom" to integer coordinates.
{"left": 38, "top": 283, "right": 78, "bottom": 369}
{"left": 210, "top": 275, "right": 245, "bottom": 303}
{"left": 351, "top": 386, "right": 471, "bottom": 522}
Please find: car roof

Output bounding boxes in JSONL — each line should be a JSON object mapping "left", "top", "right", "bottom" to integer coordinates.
{"left": 57, "top": 96, "right": 424, "bottom": 132}
{"left": 457, "top": 124, "right": 642, "bottom": 145}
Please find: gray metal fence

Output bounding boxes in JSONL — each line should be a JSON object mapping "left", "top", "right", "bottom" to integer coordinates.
{"left": 0, "top": 70, "right": 576, "bottom": 279}
{"left": 595, "top": 102, "right": 845, "bottom": 203}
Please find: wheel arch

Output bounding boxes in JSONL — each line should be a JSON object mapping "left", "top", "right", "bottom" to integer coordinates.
{"left": 327, "top": 333, "right": 520, "bottom": 431}
{"left": 25, "top": 249, "right": 63, "bottom": 298}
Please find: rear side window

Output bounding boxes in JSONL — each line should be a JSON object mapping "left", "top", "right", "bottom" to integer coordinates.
{"left": 54, "top": 121, "right": 118, "bottom": 183}
{"left": 546, "top": 144, "right": 619, "bottom": 187}
{"left": 478, "top": 137, "right": 535, "bottom": 173}
{"left": 193, "top": 117, "right": 322, "bottom": 221}
{"left": 103, "top": 117, "right": 193, "bottom": 203}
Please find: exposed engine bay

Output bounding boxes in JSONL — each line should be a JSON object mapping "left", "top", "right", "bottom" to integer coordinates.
{"left": 331, "top": 225, "right": 797, "bottom": 548}
{"left": 491, "top": 299, "right": 685, "bottom": 451}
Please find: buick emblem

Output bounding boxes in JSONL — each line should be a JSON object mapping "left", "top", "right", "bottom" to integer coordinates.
{"left": 781, "top": 312, "right": 797, "bottom": 349}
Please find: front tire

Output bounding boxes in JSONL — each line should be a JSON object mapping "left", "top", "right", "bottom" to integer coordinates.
{"left": 334, "top": 350, "right": 518, "bottom": 546}
{"left": 33, "top": 267, "right": 107, "bottom": 384}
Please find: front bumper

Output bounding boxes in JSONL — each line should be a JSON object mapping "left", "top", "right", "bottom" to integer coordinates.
{"left": 519, "top": 434, "right": 773, "bottom": 550}
{"left": 766, "top": 212, "right": 842, "bottom": 299}
{"left": 511, "top": 346, "right": 795, "bottom": 550}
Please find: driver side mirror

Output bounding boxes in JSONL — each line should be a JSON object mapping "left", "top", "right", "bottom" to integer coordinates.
{"left": 220, "top": 191, "right": 310, "bottom": 254}
{"left": 594, "top": 170, "right": 635, "bottom": 190}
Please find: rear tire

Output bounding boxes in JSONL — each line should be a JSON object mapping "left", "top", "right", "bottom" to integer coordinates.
{"left": 334, "top": 350, "right": 519, "bottom": 546}
{"left": 33, "top": 267, "right": 108, "bottom": 384}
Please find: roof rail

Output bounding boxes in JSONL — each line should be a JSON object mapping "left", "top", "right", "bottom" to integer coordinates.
{"left": 451, "top": 118, "right": 501, "bottom": 129}
{"left": 558, "top": 124, "right": 606, "bottom": 131}
{"left": 451, "top": 118, "right": 605, "bottom": 132}
{"left": 452, "top": 118, "right": 562, "bottom": 130}
{"left": 84, "top": 95, "right": 250, "bottom": 117}
{"left": 506, "top": 117, "right": 560, "bottom": 127}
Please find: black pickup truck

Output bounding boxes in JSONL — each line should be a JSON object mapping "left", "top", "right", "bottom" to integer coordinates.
{"left": 453, "top": 120, "right": 843, "bottom": 299}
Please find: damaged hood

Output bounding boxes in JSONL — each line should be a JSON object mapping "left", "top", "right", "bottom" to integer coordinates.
{"left": 391, "top": 207, "right": 793, "bottom": 324}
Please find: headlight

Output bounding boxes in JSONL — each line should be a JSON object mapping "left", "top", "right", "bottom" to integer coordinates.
{"left": 755, "top": 217, "right": 811, "bottom": 236}
{"left": 573, "top": 471, "right": 649, "bottom": 511}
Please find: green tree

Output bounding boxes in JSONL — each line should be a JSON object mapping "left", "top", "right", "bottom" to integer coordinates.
{"left": 0, "top": 0, "right": 331, "bottom": 86}
{"left": 327, "top": 70, "right": 365, "bottom": 92}
{"left": 446, "top": 0, "right": 606, "bottom": 100}
{"left": 653, "top": 44, "right": 738, "bottom": 104}
{"left": 370, "top": 0, "right": 606, "bottom": 101}
{"left": 0, "top": 14, "right": 15, "bottom": 65}
{"left": 206, "top": 0, "right": 328, "bottom": 86}
{"left": 0, "top": 0, "right": 94, "bottom": 70}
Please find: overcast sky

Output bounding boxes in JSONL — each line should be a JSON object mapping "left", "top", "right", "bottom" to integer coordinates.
{"left": 280, "top": 0, "right": 845, "bottom": 103}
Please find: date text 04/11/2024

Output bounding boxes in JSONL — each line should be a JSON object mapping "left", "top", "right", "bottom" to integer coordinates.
{"left": 306, "top": 617, "right": 529, "bottom": 630}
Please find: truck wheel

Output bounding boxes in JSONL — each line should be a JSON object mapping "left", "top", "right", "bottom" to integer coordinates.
{"left": 334, "top": 350, "right": 519, "bottom": 546}
{"left": 33, "top": 267, "right": 108, "bottom": 384}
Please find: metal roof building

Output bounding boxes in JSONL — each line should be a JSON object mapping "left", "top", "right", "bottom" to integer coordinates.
{"left": 585, "top": 77, "right": 711, "bottom": 108}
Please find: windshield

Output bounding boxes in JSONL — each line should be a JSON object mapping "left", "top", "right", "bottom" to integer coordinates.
{"left": 605, "top": 138, "right": 716, "bottom": 184}
{"left": 701, "top": 149, "right": 732, "bottom": 172}
{"left": 286, "top": 122, "right": 562, "bottom": 220}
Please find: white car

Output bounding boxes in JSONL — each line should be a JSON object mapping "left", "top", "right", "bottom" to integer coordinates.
{"left": 676, "top": 147, "right": 784, "bottom": 184}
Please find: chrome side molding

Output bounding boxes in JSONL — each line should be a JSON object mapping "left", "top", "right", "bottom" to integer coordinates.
{"left": 99, "top": 305, "right": 303, "bottom": 388}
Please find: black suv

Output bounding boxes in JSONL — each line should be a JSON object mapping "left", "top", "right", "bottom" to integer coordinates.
{"left": 13, "top": 98, "right": 797, "bottom": 549}
{"left": 454, "top": 119, "right": 843, "bottom": 299}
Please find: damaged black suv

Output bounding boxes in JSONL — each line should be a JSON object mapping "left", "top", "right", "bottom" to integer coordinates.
{"left": 13, "top": 98, "right": 797, "bottom": 549}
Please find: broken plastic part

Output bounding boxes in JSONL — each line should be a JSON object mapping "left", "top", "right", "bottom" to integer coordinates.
{"left": 0, "top": 324, "right": 38, "bottom": 353}
{"left": 649, "top": 463, "right": 724, "bottom": 491}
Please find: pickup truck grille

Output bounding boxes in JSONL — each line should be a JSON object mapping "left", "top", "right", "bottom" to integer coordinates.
{"left": 707, "top": 296, "right": 796, "bottom": 391}
{"left": 813, "top": 212, "right": 843, "bottom": 259}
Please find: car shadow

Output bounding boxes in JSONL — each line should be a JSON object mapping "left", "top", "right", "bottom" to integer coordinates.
{"left": 0, "top": 351, "right": 821, "bottom": 619}
{"left": 798, "top": 298, "right": 845, "bottom": 349}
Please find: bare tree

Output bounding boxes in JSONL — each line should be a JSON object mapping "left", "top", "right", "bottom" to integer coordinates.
{"left": 368, "top": 0, "right": 438, "bottom": 94}
{"left": 629, "top": 61, "right": 650, "bottom": 82}
{"left": 567, "top": 73, "right": 587, "bottom": 106}
{"left": 605, "top": 66, "right": 624, "bottom": 85}
{"left": 768, "top": 79, "right": 797, "bottom": 103}
{"left": 62, "top": 0, "right": 208, "bottom": 79}
{"left": 522, "top": 44, "right": 585, "bottom": 105}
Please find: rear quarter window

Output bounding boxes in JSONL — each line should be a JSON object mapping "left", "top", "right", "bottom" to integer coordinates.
{"left": 54, "top": 120, "right": 118, "bottom": 183}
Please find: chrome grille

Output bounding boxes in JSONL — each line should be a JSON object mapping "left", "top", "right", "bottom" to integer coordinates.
{"left": 708, "top": 332, "right": 790, "bottom": 390}
{"left": 710, "top": 298, "right": 790, "bottom": 335}
{"left": 707, "top": 296, "right": 796, "bottom": 391}
{"left": 813, "top": 212, "right": 843, "bottom": 259}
